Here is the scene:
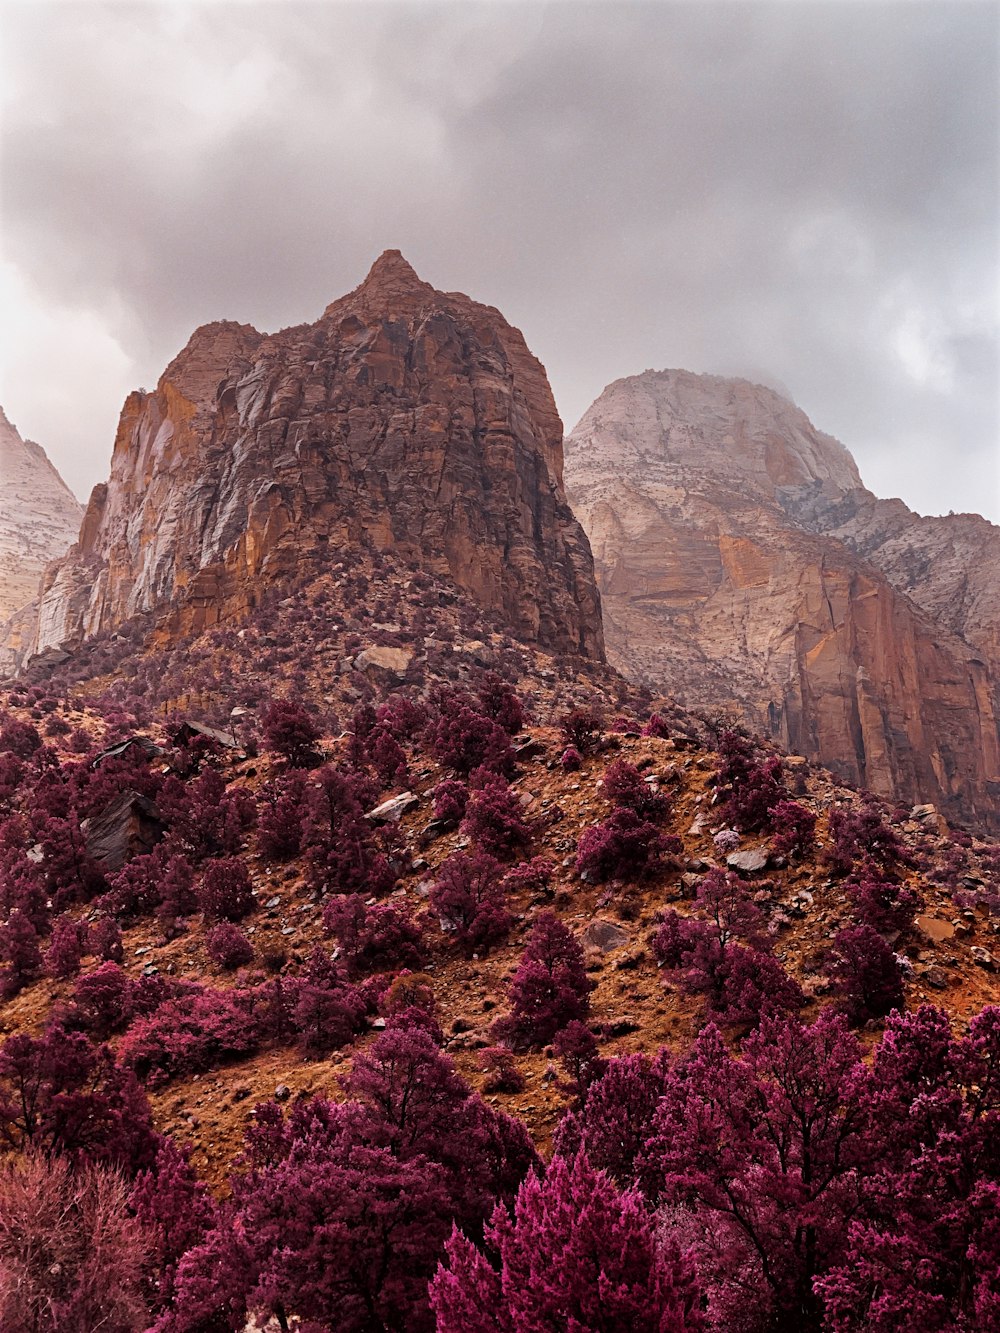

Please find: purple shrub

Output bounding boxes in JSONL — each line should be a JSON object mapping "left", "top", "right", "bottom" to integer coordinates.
{"left": 825, "top": 924, "right": 904, "bottom": 1025}
{"left": 433, "top": 777, "right": 469, "bottom": 826}
{"left": 260, "top": 697, "right": 322, "bottom": 768}
{"left": 554, "top": 1050, "right": 670, "bottom": 1186}
{"left": 769, "top": 799, "right": 817, "bottom": 860}
{"left": 256, "top": 772, "right": 308, "bottom": 861}
{"left": 0, "top": 909, "right": 42, "bottom": 998}
{"left": 89, "top": 914, "right": 124, "bottom": 963}
{"left": 494, "top": 912, "right": 592, "bottom": 1050}
{"left": 301, "top": 765, "right": 396, "bottom": 898}
{"left": 460, "top": 774, "right": 533, "bottom": 859}
{"left": 368, "top": 725, "right": 408, "bottom": 787}
{"left": 430, "top": 851, "right": 513, "bottom": 958}
{"left": 559, "top": 745, "right": 583, "bottom": 772}
{"left": 198, "top": 857, "right": 254, "bottom": 922}
{"left": 502, "top": 856, "right": 555, "bottom": 897}
{"left": 431, "top": 704, "right": 514, "bottom": 777}
{"left": 847, "top": 870, "right": 919, "bottom": 935}
{"left": 44, "top": 914, "right": 86, "bottom": 979}
{"left": 713, "top": 730, "right": 788, "bottom": 833}
{"left": 559, "top": 707, "right": 604, "bottom": 756}
{"left": 577, "top": 807, "right": 677, "bottom": 884}
{"left": 553, "top": 1020, "right": 606, "bottom": 1099}
{"left": 70, "top": 962, "right": 134, "bottom": 1036}
{"left": 205, "top": 922, "right": 255, "bottom": 970}
{"left": 322, "top": 893, "right": 423, "bottom": 977}
{"left": 826, "top": 804, "right": 913, "bottom": 879}
{"left": 600, "top": 759, "right": 669, "bottom": 821}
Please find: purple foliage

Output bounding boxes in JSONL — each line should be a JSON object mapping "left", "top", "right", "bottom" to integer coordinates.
{"left": 198, "top": 856, "right": 254, "bottom": 922}
{"left": 493, "top": 912, "right": 592, "bottom": 1050}
{"left": 431, "top": 1151, "right": 705, "bottom": 1333}
{"left": 600, "top": 759, "right": 669, "bottom": 820}
{"left": 577, "top": 807, "right": 678, "bottom": 884}
{"left": 205, "top": 922, "right": 254, "bottom": 970}
{"left": 430, "top": 851, "right": 513, "bottom": 958}
{"left": 322, "top": 893, "right": 423, "bottom": 977}
{"left": 826, "top": 924, "right": 904, "bottom": 1025}
{"left": 460, "top": 774, "right": 533, "bottom": 859}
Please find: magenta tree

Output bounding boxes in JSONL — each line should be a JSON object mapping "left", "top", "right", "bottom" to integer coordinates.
{"left": 260, "top": 697, "right": 322, "bottom": 768}
{"left": 493, "top": 912, "right": 592, "bottom": 1050}
{"left": 642, "top": 1011, "right": 869, "bottom": 1330}
{"left": 460, "top": 774, "right": 533, "bottom": 860}
{"left": 430, "top": 1151, "right": 705, "bottom": 1333}
{"left": 577, "top": 807, "right": 678, "bottom": 884}
{"left": 825, "top": 924, "right": 904, "bottom": 1025}
{"left": 430, "top": 851, "right": 513, "bottom": 958}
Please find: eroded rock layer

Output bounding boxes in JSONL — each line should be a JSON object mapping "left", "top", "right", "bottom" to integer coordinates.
{"left": 565, "top": 369, "right": 1000, "bottom": 831}
{"left": 31, "top": 252, "right": 603, "bottom": 662}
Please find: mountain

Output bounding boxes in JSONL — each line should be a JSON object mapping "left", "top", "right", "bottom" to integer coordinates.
{"left": 0, "top": 406, "right": 82, "bottom": 624}
{"left": 29, "top": 251, "right": 603, "bottom": 663}
{"left": 564, "top": 369, "right": 1000, "bottom": 832}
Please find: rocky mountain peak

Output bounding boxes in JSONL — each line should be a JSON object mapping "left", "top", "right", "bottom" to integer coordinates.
{"left": 571, "top": 368, "right": 863, "bottom": 501}
{"left": 21, "top": 257, "right": 603, "bottom": 665}
{"left": 566, "top": 370, "right": 1000, "bottom": 832}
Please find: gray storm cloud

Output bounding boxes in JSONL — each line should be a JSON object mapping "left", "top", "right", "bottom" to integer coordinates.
{"left": 1, "top": 0, "right": 997, "bottom": 519}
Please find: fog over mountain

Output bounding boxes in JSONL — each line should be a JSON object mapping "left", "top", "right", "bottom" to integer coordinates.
{"left": 1, "top": 1, "right": 997, "bottom": 519}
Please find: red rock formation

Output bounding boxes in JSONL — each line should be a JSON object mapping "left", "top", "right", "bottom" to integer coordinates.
{"left": 565, "top": 370, "right": 1000, "bottom": 831}
{"left": 31, "top": 252, "right": 603, "bottom": 661}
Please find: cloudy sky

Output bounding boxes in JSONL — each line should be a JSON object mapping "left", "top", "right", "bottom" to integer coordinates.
{"left": 1, "top": 0, "right": 997, "bottom": 520}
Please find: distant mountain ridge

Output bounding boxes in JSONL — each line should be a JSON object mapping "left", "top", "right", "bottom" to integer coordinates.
{"left": 0, "top": 406, "right": 82, "bottom": 625}
{"left": 565, "top": 369, "right": 1000, "bottom": 832}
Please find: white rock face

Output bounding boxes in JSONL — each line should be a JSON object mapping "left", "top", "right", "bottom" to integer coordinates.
{"left": 0, "top": 407, "right": 82, "bottom": 623}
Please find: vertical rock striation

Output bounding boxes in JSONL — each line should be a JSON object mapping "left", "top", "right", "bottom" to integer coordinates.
{"left": 29, "top": 252, "right": 603, "bottom": 661}
{"left": 565, "top": 369, "right": 1000, "bottom": 831}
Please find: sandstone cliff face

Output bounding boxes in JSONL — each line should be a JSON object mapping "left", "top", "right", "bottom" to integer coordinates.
{"left": 565, "top": 370, "right": 1000, "bottom": 831}
{"left": 0, "top": 408, "right": 82, "bottom": 663}
{"left": 31, "top": 252, "right": 603, "bottom": 661}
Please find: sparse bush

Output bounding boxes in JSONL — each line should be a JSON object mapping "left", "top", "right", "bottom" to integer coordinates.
{"left": 477, "top": 1045, "right": 525, "bottom": 1093}
{"left": 577, "top": 807, "right": 678, "bottom": 883}
{"left": 559, "top": 708, "right": 604, "bottom": 755}
{"left": 826, "top": 805, "right": 913, "bottom": 879}
{"left": 493, "top": 912, "right": 592, "bottom": 1049}
{"left": 205, "top": 922, "right": 254, "bottom": 970}
{"left": 198, "top": 857, "right": 254, "bottom": 922}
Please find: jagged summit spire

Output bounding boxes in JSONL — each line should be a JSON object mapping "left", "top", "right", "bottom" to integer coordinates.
{"left": 363, "top": 249, "right": 423, "bottom": 286}
{"left": 324, "top": 249, "right": 435, "bottom": 318}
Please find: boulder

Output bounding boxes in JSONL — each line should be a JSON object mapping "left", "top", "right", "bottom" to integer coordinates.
{"left": 583, "top": 919, "right": 630, "bottom": 953}
{"left": 726, "top": 847, "right": 770, "bottom": 874}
